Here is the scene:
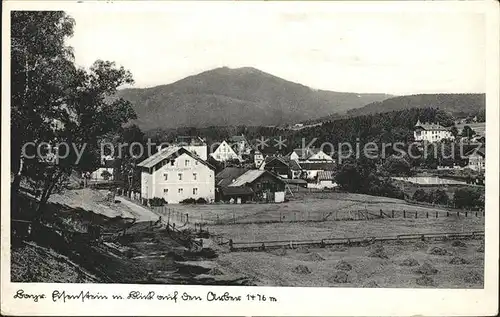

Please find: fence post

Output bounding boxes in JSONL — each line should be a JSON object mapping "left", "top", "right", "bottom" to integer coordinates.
{"left": 403, "top": 210, "right": 406, "bottom": 218}
{"left": 436, "top": 211, "right": 438, "bottom": 218}
{"left": 415, "top": 211, "right": 418, "bottom": 219}
{"left": 392, "top": 210, "right": 395, "bottom": 218}
{"left": 186, "top": 213, "right": 189, "bottom": 223}
{"left": 465, "top": 211, "right": 468, "bottom": 217}
{"left": 457, "top": 211, "right": 459, "bottom": 218}
{"left": 426, "top": 212, "right": 429, "bottom": 218}
{"left": 380, "top": 209, "right": 383, "bottom": 217}
{"left": 446, "top": 211, "right": 449, "bottom": 217}
{"left": 229, "top": 239, "right": 233, "bottom": 251}
{"left": 475, "top": 211, "right": 478, "bottom": 217}
{"left": 233, "top": 212, "right": 235, "bottom": 224}
{"left": 217, "top": 214, "right": 220, "bottom": 224}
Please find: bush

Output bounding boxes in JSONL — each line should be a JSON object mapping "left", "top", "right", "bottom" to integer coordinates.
{"left": 148, "top": 197, "right": 167, "bottom": 206}
{"left": 196, "top": 197, "right": 208, "bottom": 204}
{"left": 429, "top": 189, "right": 449, "bottom": 205}
{"left": 180, "top": 198, "right": 196, "bottom": 204}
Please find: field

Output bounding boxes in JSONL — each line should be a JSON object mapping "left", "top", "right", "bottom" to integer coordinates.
{"left": 168, "top": 191, "right": 473, "bottom": 225}
{"left": 217, "top": 238, "right": 484, "bottom": 288}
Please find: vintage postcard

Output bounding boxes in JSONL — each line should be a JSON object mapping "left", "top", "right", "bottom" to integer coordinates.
{"left": 1, "top": 0, "right": 499, "bottom": 316}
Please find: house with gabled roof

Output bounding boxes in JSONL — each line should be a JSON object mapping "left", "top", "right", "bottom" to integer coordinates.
{"left": 215, "top": 167, "right": 286, "bottom": 203}
{"left": 138, "top": 146, "right": 215, "bottom": 204}
{"left": 210, "top": 140, "right": 242, "bottom": 163}
{"left": 229, "top": 134, "right": 252, "bottom": 156}
{"left": 464, "top": 145, "right": 485, "bottom": 172}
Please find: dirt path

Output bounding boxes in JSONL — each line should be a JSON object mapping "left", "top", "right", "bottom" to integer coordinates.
{"left": 115, "top": 197, "right": 159, "bottom": 222}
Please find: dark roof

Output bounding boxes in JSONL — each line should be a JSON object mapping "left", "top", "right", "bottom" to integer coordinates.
{"left": 289, "top": 159, "right": 302, "bottom": 171}
{"left": 216, "top": 167, "right": 250, "bottom": 187}
{"left": 221, "top": 186, "right": 254, "bottom": 196}
{"left": 176, "top": 136, "right": 206, "bottom": 145}
{"left": 263, "top": 156, "right": 289, "bottom": 167}
{"left": 317, "top": 171, "right": 335, "bottom": 181}
{"left": 299, "top": 162, "right": 336, "bottom": 171}
{"left": 465, "top": 145, "right": 485, "bottom": 157}
{"left": 283, "top": 178, "right": 307, "bottom": 185}
{"left": 414, "top": 120, "right": 450, "bottom": 131}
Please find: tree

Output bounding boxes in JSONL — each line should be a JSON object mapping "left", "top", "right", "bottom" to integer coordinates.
{"left": 383, "top": 156, "right": 412, "bottom": 176}
{"left": 450, "top": 126, "right": 459, "bottom": 138}
{"left": 453, "top": 188, "right": 481, "bottom": 209}
{"left": 101, "top": 170, "right": 112, "bottom": 181}
{"left": 461, "top": 125, "right": 476, "bottom": 138}
{"left": 11, "top": 11, "right": 136, "bottom": 216}
{"left": 413, "top": 189, "right": 428, "bottom": 202}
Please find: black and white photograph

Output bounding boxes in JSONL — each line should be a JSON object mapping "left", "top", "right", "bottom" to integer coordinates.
{"left": 2, "top": 1, "right": 499, "bottom": 316}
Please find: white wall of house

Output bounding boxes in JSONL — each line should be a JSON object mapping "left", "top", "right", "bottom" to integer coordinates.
{"left": 414, "top": 129, "right": 453, "bottom": 142}
{"left": 290, "top": 150, "right": 334, "bottom": 162}
{"left": 141, "top": 153, "right": 215, "bottom": 204}
{"left": 254, "top": 153, "right": 264, "bottom": 168}
{"left": 210, "top": 141, "right": 240, "bottom": 162}
{"left": 467, "top": 154, "right": 485, "bottom": 171}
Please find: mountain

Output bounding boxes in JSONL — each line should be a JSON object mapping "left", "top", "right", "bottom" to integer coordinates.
{"left": 344, "top": 93, "right": 485, "bottom": 118}
{"left": 117, "top": 67, "right": 392, "bottom": 130}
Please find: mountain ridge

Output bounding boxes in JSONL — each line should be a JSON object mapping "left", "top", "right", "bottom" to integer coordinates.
{"left": 117, "top": 67, "right": 393, "bottom": 130}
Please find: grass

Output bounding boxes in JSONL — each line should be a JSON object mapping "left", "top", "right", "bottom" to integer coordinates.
{"left": 217, "top": 239, "right": 484, "bottom": 288}
{"left": 169, "top": 191, "right": 469, "bottom": 225}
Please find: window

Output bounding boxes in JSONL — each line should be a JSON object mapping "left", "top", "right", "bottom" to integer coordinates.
{"left": 178, "top": 173, "right": 183, "bottom": 181}
{"left": 185, "top": 159, "right": 189, "bottom": 167}
{"left": 178, "top": 188, "right": 183, "bottom": 194}
{"left": 193, "top": 173, "right": 197, "bottom": 180}
{"left": 193, "top": 188, "right": 198, "bottom": 195}
{"left": 170, "top": 160, "right": 175, "bottom": 166}
{"left": 163, "top": 188, "right": 168, "bottom": 194}
{"left": 164, "top": 173, "right": 168, "bottom": 181}
{"left": 195, "top": 161, "right": 198, "bottom": 165}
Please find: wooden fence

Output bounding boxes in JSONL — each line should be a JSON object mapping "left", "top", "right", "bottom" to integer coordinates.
{"left": 226, "top": 231, "right": 485, "bottom": 252}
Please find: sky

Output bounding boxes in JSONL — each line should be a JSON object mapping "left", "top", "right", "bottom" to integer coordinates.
{"left": 66, "top": 6, "right": 486, "bottom": 95}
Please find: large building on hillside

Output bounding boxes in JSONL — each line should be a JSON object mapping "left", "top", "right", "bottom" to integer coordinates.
{"left": 138, "top": 147, "right": 215, "bottom": 204}
{"left": 414, "top": 120, "right": 454, "bottom": 142}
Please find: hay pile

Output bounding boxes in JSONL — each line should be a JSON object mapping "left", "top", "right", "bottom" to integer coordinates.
{"left": 298, "top": 252, "right": 325, "bottom": 262}
{"left": 335, "top": 260, "right": 352, "bottom": 271}
{"left": 296, "top": 247, "right": 310, "bottom": 254}
{"left": 327, "top": 271, "right": 349, "bottom": 284}
{"left": 416, "top": 275, "right": 436, "bottom": 287}
{"left": 367, "top": 244, "right": 389, "bottom": 259}
{"left": 451, "top": 240, "right": 467, "bottom": 247}
{"left": 209, "top": 267, "right": 224, "bottom": 276}
{"left": 330, "top": 245, "right": 348, "bottom": 252}
{"left": 399, "top": 257, "right": 419, "bottom": 267}
{"left": 414, "top": 262, "right": 438, "bottom": 275}
{"left": 449, "top": 256, "right": 470, "bottom": 265}
{"left": 292, "top": 265, "right": 311, "bottom": 275}
{"left": 427, "top": 246, "right": 449, "bottom": 256}
{"left": 463, "top": 271, "right": 483, "bottom": 284}
{"left": 269, "top": 248, "right": 287, "bottom": 256}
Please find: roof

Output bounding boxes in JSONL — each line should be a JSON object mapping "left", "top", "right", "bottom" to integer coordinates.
{"left": 290, "top": 148, "right": 321, "bottom": 160}
{"left": 221, "top": 186, "right": 254, "bottom": 196}
{"left": 289, "top": 159, "right": 302, "bottom": 171}
{"left": 317, "top": 171, "right": 335, "bottom": 181}
{"left": 229, "top": 170, "right": 266, "bottom": 187}
{"left": 137, "top": 146, "right": 213, "bottom": 169}
{"left": 216, "top": 167, "right": 250, "bottom": 187}
{"left": 465, "top": 145, "right": 485, "bottom": 157}
{"left": 228, "top": 169, "right": 285, "bottom": 187}
{"left": 283, "top": 178, "right": 307, "bottom": 185}
{"left": 414, "top": 120, "right": 449, "bottom": 131}
{"left": 263, "top": 156, "right": 289, "bottom": 166}
{"left": 299, "top": 162, "right": 336, "bottom": 171}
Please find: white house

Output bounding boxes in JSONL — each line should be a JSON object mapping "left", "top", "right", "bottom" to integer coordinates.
{"left": 210, "top": 140, "right": 241, "bottom": 162}
{"left": 289, "top": 148, "right": 334, "bottom": 163}
{"left": 414, "top": 120, "right": 454, "bottom": 142}
{"left": 172, "top": 136, "right": 208, "bottom": 160}
{"left": 138, "top": 146, "right": 215, "bottom": 204}
{"left": 253, "top": 150, "right": 264, "bottom": 168}
{"left": 465, "top": 146, "right": 485, "bottom": 172}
